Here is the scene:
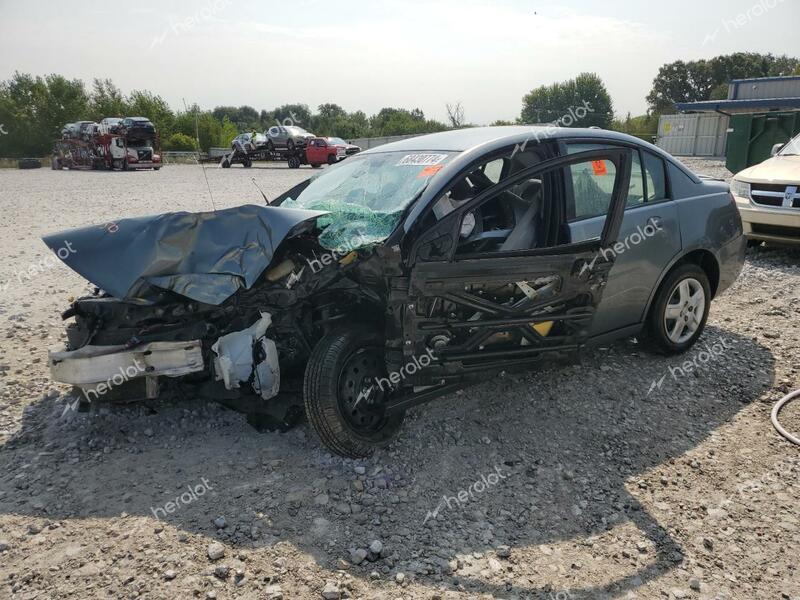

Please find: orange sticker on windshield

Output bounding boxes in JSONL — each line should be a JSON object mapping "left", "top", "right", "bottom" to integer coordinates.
{"left": 418, "top": 164, "right": 444, "bottom": 178}
{"left": 591, "top": 160, "right": 608, "bottom": 176}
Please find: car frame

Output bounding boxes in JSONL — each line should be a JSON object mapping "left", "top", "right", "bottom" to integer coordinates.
{"left": 44, "top": 126, "right": 744, "bottom": 458}
{"left": 730, "top": 131, "right": 800, "bottom": 246}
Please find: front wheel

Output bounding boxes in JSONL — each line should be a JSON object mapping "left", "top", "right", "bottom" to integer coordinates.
{"left": 304, "top": 329, "right": 405, "bottom": 458}
{"left": 643, "top": 263, "right": 711, "bottom": 355}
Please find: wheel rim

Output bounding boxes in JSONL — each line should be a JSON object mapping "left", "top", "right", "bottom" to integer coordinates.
{"left": 338, "top": 348, "right": 387, "bottom": 433}
{"left": 664, "top": 277, "right": 705, "bottom": 344}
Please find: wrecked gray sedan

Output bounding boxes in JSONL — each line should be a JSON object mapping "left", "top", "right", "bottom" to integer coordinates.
{"left": 45, "top": 127, "right": 745, "bottom": 458}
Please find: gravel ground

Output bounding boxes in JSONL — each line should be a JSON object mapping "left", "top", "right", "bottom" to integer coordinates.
{"left": 0, "top": 159, "right": 798, "bottom": 600}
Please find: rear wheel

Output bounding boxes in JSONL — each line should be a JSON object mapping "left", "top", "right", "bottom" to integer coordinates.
{"left": 304, "top": 329, "right": 405, "bottom": 458}
{"left": 643, "top": 263, "right": 711, "bottom": 354}
{"left": 327, "top": 154, "right": 337, "bottom": 165}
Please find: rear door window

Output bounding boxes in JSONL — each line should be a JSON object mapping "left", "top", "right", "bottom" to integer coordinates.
{"left": 643, "top": 151, "right": 668, "bottom": 201}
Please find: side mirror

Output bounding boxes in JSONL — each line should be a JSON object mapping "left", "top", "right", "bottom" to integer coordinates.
{"left": 771, "top": 143, "right": 784, "bottom": 157}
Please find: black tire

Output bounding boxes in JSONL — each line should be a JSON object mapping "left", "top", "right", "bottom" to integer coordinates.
{"left": 643, "top": 263, "right": 711, "bottom": 355}
{"left": 304, "top": 329, "right": 405, "bottom": 458}
{"left": 243, "top": 158, "right": 252, "bottom": 168}
{"left": 327, "top": 154, "right": 337, "bottom": 165}
{"left": 221, "top": 158, "right": 231, "bottom": 168}
{"left": 287, "top": 156, "right": 301, "bottom": 169}
{"left": 311, "top": 163, "right": 321, "bottom": 169}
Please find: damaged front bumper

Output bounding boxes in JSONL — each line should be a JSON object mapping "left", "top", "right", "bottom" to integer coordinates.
{"left": 49, "top": 314, "right": 282, "bottom": 403}
{"left": 49, "top": 340, "right": 205, "bottom": 399}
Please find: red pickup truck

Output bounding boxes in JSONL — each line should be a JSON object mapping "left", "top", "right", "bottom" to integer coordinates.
{"left": 305, "top": 137, "right": 348, "bottom": 167}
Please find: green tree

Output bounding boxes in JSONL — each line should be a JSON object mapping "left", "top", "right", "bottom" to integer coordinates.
{"left": 647, "top": 53, "right": 800, "bottom": 112}
{"left": 89, "top": 78, "right": 127, "bottom": 120}
{"left": 0, "top": 72, "right": 88, "bottom": 157}
{"left": 126, "top": 90, "right": 175, "bottom": 137}
{"left": 164, "top": 132, "right": 198, "bottom": 151}
{"left": 521, "top": 73, "right": 613, "bottom": 128}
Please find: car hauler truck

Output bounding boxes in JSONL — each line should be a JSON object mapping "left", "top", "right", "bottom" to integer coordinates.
{"left": 53, "top": 125, "right": 161, "bottom": 171}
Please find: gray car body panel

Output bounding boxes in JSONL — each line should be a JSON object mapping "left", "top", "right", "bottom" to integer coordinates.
{"left": 42, "top": 205, "right": 327, "bottom": 306}
{"left": 361, "top": 126, "right": 743, "bottom": 336}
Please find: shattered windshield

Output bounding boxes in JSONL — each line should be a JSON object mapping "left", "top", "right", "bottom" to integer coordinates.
{"left": 283, "top": 151, "right": 457, "bottom": 251}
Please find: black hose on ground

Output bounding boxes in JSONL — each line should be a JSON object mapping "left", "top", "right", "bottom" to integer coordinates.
{"left": 771, "top": 389, "right": 800, "bottom": 446}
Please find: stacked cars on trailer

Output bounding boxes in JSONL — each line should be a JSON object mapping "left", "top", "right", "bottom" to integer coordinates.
{"left": 53, "top": 116, "right": 162, "bottom": 171}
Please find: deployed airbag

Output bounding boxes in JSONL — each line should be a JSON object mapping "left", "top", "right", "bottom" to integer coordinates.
{"left": 41, "top": 205, "right": 327, "bottom": 305}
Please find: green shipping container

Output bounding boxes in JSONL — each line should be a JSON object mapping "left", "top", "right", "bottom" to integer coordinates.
{"left": 726, "top": 112, "right": 800, "bottom": 174}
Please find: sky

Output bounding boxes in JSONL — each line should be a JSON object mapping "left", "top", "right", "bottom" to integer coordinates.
{"left": 0, "top": 0, "right": 798, "bottom": 125}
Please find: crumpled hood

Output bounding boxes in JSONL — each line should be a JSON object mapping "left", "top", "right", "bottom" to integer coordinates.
{"left": 42, "top": 204, "right": 327, "bottom": 305}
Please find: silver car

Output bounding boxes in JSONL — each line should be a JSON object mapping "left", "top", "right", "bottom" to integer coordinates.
{"left": 264, "top": 125, "right": 315, "bottom": 151}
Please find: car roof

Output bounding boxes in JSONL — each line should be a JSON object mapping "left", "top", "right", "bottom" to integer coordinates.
{"left": 361, "top": 125, "right": 661, "bottom": 154}
{"left": 366, "top": 126, "right": 700, "bottom": 234}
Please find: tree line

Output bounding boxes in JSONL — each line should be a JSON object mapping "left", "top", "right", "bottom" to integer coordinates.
{"left": 0, "top": 51, "right": 797, "bottom": 157}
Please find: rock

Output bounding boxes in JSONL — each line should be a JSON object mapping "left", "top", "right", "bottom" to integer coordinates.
{"left": 164, "top": 569, "right": 176, "bottom": 581}
{"left": 143, "top": 428, "right": 154, "bottom": 437}
{"left": 350, "top": 548, "right": 368, "bottom": 565}
{"left": 395, "top": 572, "right": 406, "bottom": 584}
{"left": 496, "top": 544, "right": 511, "bottom": 558}
{"left": 27, "top": 523, "right": 41, "bottom": 535}
{"left": 670, "top": 589, "right": 689, "bottom": 599}
{"left": 487, "top": 557, "right": 503, "bottom": 572}
{"left": 354, "top": 466, "right": 366, "bottom": 475}
{"left": 213, "top": 565, "right": 230, "bottom": 579}
{"left": 321, "top": 580, "right": 342, "bottom": 599}
{"left": 689, "top": 578, "right": 701, "bottom": 591}
{"left": 265, "top": 584, "right": 283, "bottom": 599}
{"left": 207, "top": 542, "right": 225, "bottom": 561}
{"left": 369, "top": 539, "right": 383, "bottom": 556}
{"left": 0, "top": 540, "right": 10, "bottom": 552}
{"left": 213, "top": 516, "right": 227, "bottom": 529}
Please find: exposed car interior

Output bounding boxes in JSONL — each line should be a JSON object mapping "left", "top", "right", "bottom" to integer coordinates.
{"left": 432, "top": 148, "right": 618, "bottom": 256}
